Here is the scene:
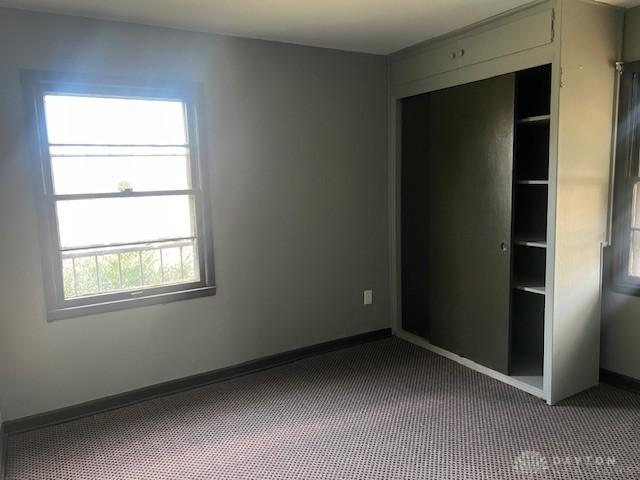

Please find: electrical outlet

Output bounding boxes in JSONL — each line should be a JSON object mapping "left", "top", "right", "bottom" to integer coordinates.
{"left": 363, "top": 289, "right": 373, "bottom": 305}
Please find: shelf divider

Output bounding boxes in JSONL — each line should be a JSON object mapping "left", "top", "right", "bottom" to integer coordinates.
{"left": 516, "top": 180, "right": 548, "bottom": 185}
{"left": 514, "top": 239, "right": 547, "bottom": 248}
{"left": 514, "top": 284, "right": 546, "bottom": 295}
{"left": 518, "top": 114, "right": 551, "bottom": 125}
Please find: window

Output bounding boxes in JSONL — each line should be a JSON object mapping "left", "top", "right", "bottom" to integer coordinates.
{"left": 611, "top": 61, "right": 640, "bottom": 294}
{"left": 25, "top": 74, "right": 215, "bottom": 319}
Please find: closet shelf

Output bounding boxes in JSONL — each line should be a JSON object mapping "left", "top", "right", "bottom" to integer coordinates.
{"left": 514, "top": 284, "right": 546, "bottom": 295}
{"left": 516, "top": 180, "right": 548, "bottom": 185}
{"left": 514, "top": 239, "right": 547, "bottom": 248}
{"left": 518, "top": 114, "right": 551, "bottom": 124}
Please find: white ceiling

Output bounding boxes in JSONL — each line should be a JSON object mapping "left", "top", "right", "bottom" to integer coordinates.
{"left": 0, "top": 0, "right": 639, "bottom": 54}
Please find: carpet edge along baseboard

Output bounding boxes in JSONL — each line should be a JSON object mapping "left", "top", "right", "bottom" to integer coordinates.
{"left": 3, "top": 328, "right": 392, "bottom": 435}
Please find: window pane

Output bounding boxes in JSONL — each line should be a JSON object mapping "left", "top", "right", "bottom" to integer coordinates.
{"left": 51, "top": 155, "right": 190, "bottom": 194}
{"left": 98, "top": 254, "right": 120, "bottom": 292}
{"left": 50, "top": 145, "right": 189, "bottom": 156}
{"left": 633, "top": 182, "right": 640, "bottom": 228}
{"left": 630, "top": 231, "right": 640, "bottom": 278}
{"left": 62, "top": 258, "right": 75, "bottom": 297}
{"left": 44, "top": 95, "right": 187, "bottom": 145}
{"left": 120, "top": 251, "right": 142, "bottom": 288}
{"left": 57, "top": 195, "right": 194, "bottom": 249}
{"left": 73, "top": 256, "right": 99, "bottom": 296}
{"left": 61, "top": 239, "right": 199, "bottom": 299}
{"left": 162, "top": 247, "right": 183, "bottom": 283}
{"left": 182, "top": 244, "right": 196, "bottom": 279}
{"left": 141, "top": 250, "right": 162, "bottom": 286}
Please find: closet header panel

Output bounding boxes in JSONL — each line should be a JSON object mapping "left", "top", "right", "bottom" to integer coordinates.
{"left": 458, "top": 9, "right": 553, "bottom": 68}
{"left": 390, "top": 3, "right": 556, "bottom": 90}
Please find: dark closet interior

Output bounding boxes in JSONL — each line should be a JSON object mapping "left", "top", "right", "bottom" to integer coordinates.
{"left": 401, "top": 64, "right": 551, "bottom": 385}
{"left": 509, "top": 64, "right": 551, "bottom": 382}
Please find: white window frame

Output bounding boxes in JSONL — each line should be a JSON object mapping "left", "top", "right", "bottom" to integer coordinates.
{"left": 23, "top": 72, "right": 216, "bottom": 320}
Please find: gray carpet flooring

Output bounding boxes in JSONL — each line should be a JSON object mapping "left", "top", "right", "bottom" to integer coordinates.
{"left": 5, "top": 338, "right": 640, "bottom": 479}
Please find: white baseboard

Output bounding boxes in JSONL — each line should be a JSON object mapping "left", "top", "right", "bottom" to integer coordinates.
{"left": 395, "top": 329, "right": 546, "bottom": 400}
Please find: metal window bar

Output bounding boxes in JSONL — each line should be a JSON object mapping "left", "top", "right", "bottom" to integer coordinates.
{"left": 72, "top": 258, "right": 78, "bottom": 297}
{"left": 95, "top": 256, "right": 100, "bottom": 291}
{"left": 53, "top": 190, "right": 196, "bottom": 202}
{"left": 63, "top": 254, "right": 192, "bottom": 293}
{"left": 160, "top": 248, "right": 165, "bottom": 283}
{"left": 117, "top": 253, "right": 123, "bottom": 289}
{"left": 60, "top": 236, "right": 197, "bottom": 254}
{"left": 139, "top": 250, "right": 144, "bottom": 286}
{"left": 48, "top": 143, "right": 191, "bottom": 147}
{"left": 64, "top": 240, "right": 197, "bottom": 298}
{"left": 50, "top": 154, "right": 191, "bottom": 158}
{"left": 48, "top": 143, "right": 190, "bottom": 158}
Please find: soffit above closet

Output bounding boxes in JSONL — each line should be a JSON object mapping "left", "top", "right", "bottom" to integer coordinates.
{"left": 0, "top": 0, "right": 632, "bottom": 55}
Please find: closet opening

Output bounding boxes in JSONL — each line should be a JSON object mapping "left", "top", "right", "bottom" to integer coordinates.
{"left": 509, "top": 63, "right": 551, "bottom": 388}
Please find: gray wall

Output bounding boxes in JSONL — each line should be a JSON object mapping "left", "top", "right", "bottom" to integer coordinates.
{"left": 601, "top": 6, "right": 640, "bottom": 381}
{"left": 0, "top": 8, "right": 389, "bottom": 420}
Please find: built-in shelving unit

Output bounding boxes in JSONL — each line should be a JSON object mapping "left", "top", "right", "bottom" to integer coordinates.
{"left": 509, "top": 64, "right": 551, "bottom": 387}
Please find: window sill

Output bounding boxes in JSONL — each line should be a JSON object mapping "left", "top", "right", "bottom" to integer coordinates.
{"left": 605, "top": 280, "right": 640, "bottom": 299}
{"left": 47, "top": 286, "right": 216, "bottom": 321}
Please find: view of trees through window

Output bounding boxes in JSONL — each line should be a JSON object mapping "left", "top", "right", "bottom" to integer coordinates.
{"left": 62, "top": 240, "right": 198, "bottom": 298}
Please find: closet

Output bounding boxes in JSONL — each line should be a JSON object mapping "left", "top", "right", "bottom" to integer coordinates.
{"left": 402, "top": 66, "right": 550, "bottom": 380}
{"left": 392, "top": 0, "right": 622, "bottom": 403}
